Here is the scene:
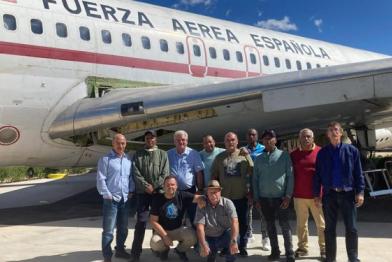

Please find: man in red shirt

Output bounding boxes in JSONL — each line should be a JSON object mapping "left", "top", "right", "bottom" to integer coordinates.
{"left": 291, "top": 128, "right": 325, "bottom": 261}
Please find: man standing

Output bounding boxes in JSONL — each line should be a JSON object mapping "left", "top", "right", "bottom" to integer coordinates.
{"left": 167, "top": 130, "right": 204, "bottom": 226}
{"left": 150, "top": 175, "right": 204, "bottom": 261}
{"left": 291, "top": 128, "right": 325, "bottom": 260}
{"left": 200, "top": 134, "right": 225, "bottom": 186}
{"left": 97, "top": 133, "right": 134, "bottom": 262}
{"left": 211, "top": 132, "right": 253, "bottom": 257}
{"left": 244, "top": 128, "right": 269, "bottom": 251}
{"left": 253, "top": 130, "right": 295, "bottom": 262}
{"left": 195, "top": 180, "right": 239, "bottom": 262}
{"left": 130, "top": 130, "right": 170, "bottom": 262}
{"left": 313, "top": 122, "right": 365, "bottom": 262}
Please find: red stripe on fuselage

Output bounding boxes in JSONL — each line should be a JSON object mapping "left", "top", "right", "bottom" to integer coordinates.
{"left": 0, "top": 41, "right": 261, "bottom": 79}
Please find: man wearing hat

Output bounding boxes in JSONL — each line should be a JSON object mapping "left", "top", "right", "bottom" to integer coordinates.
{"left": 253, "top": 130, "right": 295, "bottom": 262}
{"left": 130, "top": 130, "right": 170, "bottom": 262}
{"left": 195, "top": 180, "right": 239, "bottom": 262}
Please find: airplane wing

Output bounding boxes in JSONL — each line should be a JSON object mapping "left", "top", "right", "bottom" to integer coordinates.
{"left": 49, "top": 57, "right": 392, "bottom": 141}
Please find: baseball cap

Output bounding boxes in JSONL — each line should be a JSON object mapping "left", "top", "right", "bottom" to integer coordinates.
{"left": 261, "top": 129, "right": 277, "bottom": 139}
{"left": 144, "top": 130, "right": 157, "bottom": 137}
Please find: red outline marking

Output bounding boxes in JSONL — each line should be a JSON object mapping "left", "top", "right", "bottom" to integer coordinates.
{"left": 0, "top": 125, "right": 20, "bottom": 146}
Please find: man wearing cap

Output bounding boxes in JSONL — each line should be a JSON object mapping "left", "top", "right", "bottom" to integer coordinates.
{"left": 195, "top": 180, "right": 239, "bottom": 262}
{"left": 210, "top": 132, "right": 253, "bottom": 257}
{"left": 313, "top": 121, "right": 364, "bottom": 262}
{"left": 150, "top": 175, "right": 206, "bottom": 262}
{"left": 291, "top": 128, "right": 325, "bottom": 260}
{"left": 130, "top": 130, "right": 170, "bottom": 262}
{"left": 253, "top": 130, "right": 295, "bottom": 262}
{"left": 97, "top": 133, "right": 135, "bottom": 262}
{"left": 199, "top": 134, "right": 225, "bottom": 186}
{"left": 167, "top": 130, "right": 204, "bottom": 227}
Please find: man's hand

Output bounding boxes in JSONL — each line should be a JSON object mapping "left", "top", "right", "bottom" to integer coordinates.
{"left": 247, "top": 193, "right": 253, "bottom": 205}
{"left": 355, "top": 194, "right": 364, "bottom": 207}
{"left": 145, "top": 184, "right": 154, "bottom": 194}
{"left": 230, "top": 242, "right": 239, "bottom": 255}
{"left": 200, "top": 243, "right": 210, "bottom": 257}
{"left": 196, "top": 196, "right": 206, "bottom": 209}
{"left": 162, "top": 235, "right": 173, "bottom": 247}
{"left": 314, "top": 197, "right": 322, "bottom": 208}
{"left": 280, "top": 197, "right": 290, "bottom": 209}
{"left": 239, "top": 147, "right": 250, "bottom": 156}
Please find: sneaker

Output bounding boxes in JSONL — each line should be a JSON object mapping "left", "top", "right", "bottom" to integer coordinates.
{"left": 286, "top": 256, "right": 296, "bottom": 262}
{"left": 294, "top": 248, "right": 308, "bottom": 257}
{"left": 268, "top": 252, "right": 281, "bottom": 261}
{"left": 239, "top": 248, "right": 248, "bottom": 257}
{"left": 174, "top": 248, "right": 189, "bottom": 262}
{"left": 114, "top": 248, "right": 131, "bottom": 259}
{"left": 261, "top": 237, "right": 270, "bottom": 251}
{"left": 159, "top": 249, "right": 169, "bottom": 261}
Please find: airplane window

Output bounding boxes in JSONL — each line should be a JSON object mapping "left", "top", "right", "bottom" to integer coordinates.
{"left": 236, "top": 51, "right": 243, "bottom": 63}
{"left": 223, "top": 49, "right": 230, "bottom": 61}
{"left": 160, "top": 39, "right": 168, "bottom": 52}
{"left": 306, "top": 62, "right": 312, "bottom": 69}
{"left": 386, "top": 137, "right": 390, "bottom": 141}
{"left": 122, "top": 33, "right": 132, "bottom": 47}
{"left": 285, "top": 59, "right": 291, "bottom": 69}
{"left": 79, "top": 26, "right": 90, "bottom": 41}
{"left": 3, "top": 14, "right": 16, "bottom": 31}
{"left": 209, "top": 47, "right": 217, "bottom": 59}
{"left": 193, "top": 44, "right": 201, "bottom": 57}
{"left": 296, "top": 60, "right": 302, "bottom": 70}
{"left": 176, "top": 42, "right": 184, "bottom": 54}
{"left": 56, "top": 23, "right": 67, "bottom": 38}
{"left": 263, "top": 55, "right": 269, "bottom": 66}
{"left": 274, "top": 57, "right": 280, "bottom": 68}
{"left": 250, "top": 53, "right": 257, "bottom": 64}
{"left": 316, "top": 64, "right": 321, "bottom": 68}
{"left": 142, "top": 36, "right": 151, "bottom": 49}
{"left": 31, "top": 19, "right": 43, "bottom": 34}
{"left": 380, "top": 138, "right": 384, "bottom": 142}
{"left": 101, "top": 30, "right": 112, "bottom": 44}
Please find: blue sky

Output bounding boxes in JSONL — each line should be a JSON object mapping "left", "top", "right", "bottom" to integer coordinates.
{"left": 135, "top": 0, "right": 392, "bottom": 56}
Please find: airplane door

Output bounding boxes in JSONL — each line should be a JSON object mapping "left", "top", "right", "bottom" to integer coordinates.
{"left": 244, "top": 45, "right": 262, "bottom": 77}
{"left": 186, "top": 36, "right": 207, "bottom": 77}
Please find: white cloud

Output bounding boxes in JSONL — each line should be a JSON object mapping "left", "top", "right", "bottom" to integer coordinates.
{"left": 314, "top": 18, "right": 323, "bottom": 32}
{"left": 255, "top": 16, "right": 298, "bottom": 32}
{"left": 173, "top": 0, "right": 216, "bottom": 9}
{"left": 225, "top": 9, "right": 232, "bottom": 17}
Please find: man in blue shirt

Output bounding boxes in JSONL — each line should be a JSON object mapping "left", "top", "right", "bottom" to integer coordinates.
{"left": 97, "top": 133, "right": 135, "bottom": 262}
{"left": 313, "top": 122, "right": 365, "bottom": 262}
{"left": 168, "top": 130, "right": 204, "bottom": 227}
{"left": 199, "top": 134, "right": 224, "bottom": 186}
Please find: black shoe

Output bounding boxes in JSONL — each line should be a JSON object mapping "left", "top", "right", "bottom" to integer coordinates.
{"left": 129, "top": 254, "right": 140, "bottom": 262}
{"left": 286, "top": 256, "right": 295, "bottom": 262}
{"left": 103, "top": 258, "right": 112, "bottom": 262}
{"left": 268, "top": 252, "right": 281, "bottom": 261}
{"left": 159, "top": 249, "right": 169, "bottom": 261}
{"left": 115, "top": 248, "right": 131, "bottom": 259}
{"left": 239, "top": 248, "right": 248, "bottom": 257}
{"left": 174, "top": 248, "right": 189, "bottom": 262}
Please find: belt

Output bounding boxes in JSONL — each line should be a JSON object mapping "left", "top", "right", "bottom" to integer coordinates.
{"left": 331, "top": 187, "right": 344, "bottom": 192}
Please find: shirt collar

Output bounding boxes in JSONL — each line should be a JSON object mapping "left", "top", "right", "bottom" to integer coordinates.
{"left": 175, "top": 147, "right": 190, "bottom": 156}
{"left": 145, "top": 145, "right": 158, "bottom": 152}
{"left": 110, "top": 149, "right": 125, "bottom": 158}
{"left": 299, "top": 143, "right": 316, "bottom": 151}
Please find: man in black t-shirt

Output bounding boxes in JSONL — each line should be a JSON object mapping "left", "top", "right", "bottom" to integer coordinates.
{"left": 150, "top": 175, "right": 204, "bottom": 262}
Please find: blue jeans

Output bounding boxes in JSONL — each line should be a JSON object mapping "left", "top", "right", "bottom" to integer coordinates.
{"left": 102, "top": 198, "right": 129, "bottom": 259}
{"left": 323, "top": 190, "right": 359, "bottom": 262}
{"left": 260, "top": 198, "right": 294, "bottom": 257}
{"left": 206, "top": 229, "right": 236, "bottom": 262}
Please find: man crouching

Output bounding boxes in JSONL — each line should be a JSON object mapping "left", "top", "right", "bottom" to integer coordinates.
{"left": 149, "top": 175, "right": 204, "bottom": 261}
{"left": 195, "top": 180, "right": 239, "bottom": 262}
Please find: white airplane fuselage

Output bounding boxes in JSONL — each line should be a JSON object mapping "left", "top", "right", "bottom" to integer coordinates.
{"left": 0, "top": 0, "right": 389, "bottom": 167}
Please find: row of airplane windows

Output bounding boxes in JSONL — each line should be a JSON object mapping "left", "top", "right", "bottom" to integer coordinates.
{"left": 3, "top": 14, "right": 325, "bottom": 70}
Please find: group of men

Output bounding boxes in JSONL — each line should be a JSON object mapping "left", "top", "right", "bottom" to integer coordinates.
{"left": 96, "top": 121, "right": 365, "bottom": 262}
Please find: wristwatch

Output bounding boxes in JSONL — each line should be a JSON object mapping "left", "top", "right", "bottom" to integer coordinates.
{"left": 230, "top": 239, "right": 237, "bottom": 244}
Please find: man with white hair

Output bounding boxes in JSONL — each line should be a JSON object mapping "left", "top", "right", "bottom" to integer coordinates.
{"left": 167, "top": 130, "right": 204, "bottom": 226}
{"left": 290, "top": 128, "right": 325, "bottom": 260}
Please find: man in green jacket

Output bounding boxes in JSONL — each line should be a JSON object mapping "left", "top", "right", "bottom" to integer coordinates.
{"left": 130, "top": 130, "right": 170, "bottom": 262}
{"left": 253, "top": 130, "right": 294, "bottom": 262}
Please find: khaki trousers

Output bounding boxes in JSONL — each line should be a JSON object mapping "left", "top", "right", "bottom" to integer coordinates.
{"left": 293, "top": 198, "right": 326, "bottom": 253}
{"left": 150, "top": 226, "right": 196, "bottom": 252}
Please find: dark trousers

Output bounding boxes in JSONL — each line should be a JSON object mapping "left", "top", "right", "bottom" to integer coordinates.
{"left": 260, "top": 197, "right": 294, "bottom": 257}
{"left": 232, "top": 198, "right": 249, "bottom": 249}
{"left": 182, "top": 186, "right": 197, "bottom": 228}
{"left": 323, "top": 190, "right": 359, "bottom": 262}
{"left": 102, "top": 198, "right": 129, "bottom": 259}
{"left": 206, "top": 229, "right": 236, "bottom": 262}
{"left": 131, "top": 193, "right": 153, "bottom": 257}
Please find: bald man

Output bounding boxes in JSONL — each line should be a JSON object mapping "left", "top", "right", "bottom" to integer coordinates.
{"left": 97, "top": 134, "right": 135, "bottom": 262}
